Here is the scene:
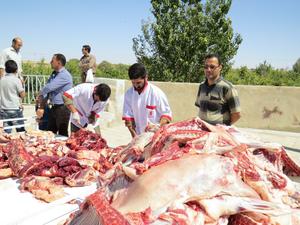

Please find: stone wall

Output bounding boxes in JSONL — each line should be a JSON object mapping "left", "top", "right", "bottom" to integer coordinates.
{"left": 95, "top": 78, "right": 300, "bottom": 132}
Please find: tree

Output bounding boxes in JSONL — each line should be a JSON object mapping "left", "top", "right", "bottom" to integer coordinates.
{"left": 293, "top": 58, "right": 300, "bottom": 73}
{"left": 97, "top": 61, "right": 129, "bottom": 79}
{"left": 255, "top": 60, "right": 272, "bottom": 76}
{"left": 133, "top": 0, "right": 242, "bottom": 83}
{"left": 65, "top": 59, "right": 81, "bottom": 76}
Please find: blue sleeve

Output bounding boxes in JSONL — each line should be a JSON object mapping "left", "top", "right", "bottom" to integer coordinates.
{"left": 41, "top": 74, "right": 70, "bottom": 98}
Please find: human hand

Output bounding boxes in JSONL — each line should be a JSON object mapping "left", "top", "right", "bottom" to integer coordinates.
{"left": 72, "top": 111, "right": 81, "bottom": 125}
{"left": 36, "top": 109, "right": 44, "bottom": 119}
{"left": 88, "top": 114, "right": 96, "bottom": 124}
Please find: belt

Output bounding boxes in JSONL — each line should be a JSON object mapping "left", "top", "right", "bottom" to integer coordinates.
{"left": 49, "top": 104, "right": 64, "bottom": 109}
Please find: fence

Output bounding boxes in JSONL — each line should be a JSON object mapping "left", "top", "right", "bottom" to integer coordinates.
{"left": 23, "top": 75, "right": 81, "bottom": 104}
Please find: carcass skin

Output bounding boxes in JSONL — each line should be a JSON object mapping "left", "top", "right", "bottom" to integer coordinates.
{"left": 226, "top": 146, "right": 300, "bottom": 208}
{"left": 199, "top": 195, "right": 290, "bottom": 221}
{"left": 112, "top": 154, "right": 259, "bottom": 214}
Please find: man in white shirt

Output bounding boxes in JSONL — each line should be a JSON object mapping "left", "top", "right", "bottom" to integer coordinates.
{"left": 63, "top": 83, "right": 111, "bottom": 133}
{"left": 122, "top": 63, "right": 172, "bottom": 138}
{"left": 0, "top": 37, "right": 23, "bottom": 79}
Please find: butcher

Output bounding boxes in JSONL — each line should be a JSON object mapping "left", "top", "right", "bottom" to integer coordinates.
{"left": 63, "top": 83, "right": 111, "bottom": 134}
{"left": 122, "top": 63, "right": 172, "bottom": 138}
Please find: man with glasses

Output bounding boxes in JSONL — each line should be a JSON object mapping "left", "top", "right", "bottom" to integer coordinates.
{"left": 195, "top": 54, "right": 241, "bottom": 125}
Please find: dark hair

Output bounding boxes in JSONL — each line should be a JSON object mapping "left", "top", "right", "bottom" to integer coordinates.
{"left": 128, "top": 63, "right": 147, "bottom": 80}
{"left": 5, "top": 60, "right": 18, "bottom": 73}
{"left": 95, "top": 83, "right": 111, "bottom": 101}
{"left": 53, "top": 53, "right": 66, "bottom": 66}
{"left": 82, "top": 45, "right": 91, "bottom": 53}
{"left": 204, "top": 53, "right": 222, "bottom": 65}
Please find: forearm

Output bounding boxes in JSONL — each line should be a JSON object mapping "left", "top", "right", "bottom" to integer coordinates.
{"left": 37, "top": 95, "right": 47, "bottom": 109}
{"left": 63, "top": 95, "right": 76, "bottom": 113}
{"left": 125, "top": 121, "right": 137, "bottom": 138}
{"left": 230, "top": 112, "right": 241, "bottom": 125}
{"left": 128, "top": 127, "right": 137, "bottom": 138}
{"left": 41, "top": 76, "right": 68, "bottom": 96}
{"left": 0, "top": 68, "right": 4, "bottom": 77}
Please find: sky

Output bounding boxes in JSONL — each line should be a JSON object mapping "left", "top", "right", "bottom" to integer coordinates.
{"left": 1, "top": 0, "right": 299, "bottom": 69}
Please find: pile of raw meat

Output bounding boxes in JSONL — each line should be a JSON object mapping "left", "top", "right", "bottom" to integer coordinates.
{"left": 0, "top": 129, "right": 108, "bottom": 202}
{"left": 64, "top": 118, "right": 300, "bottom": 225}
{"left": 1, "top": 118, "right": 300, "bottom": 224}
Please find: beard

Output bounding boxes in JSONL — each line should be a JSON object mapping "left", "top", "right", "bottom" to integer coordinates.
{"left": 134, "top": 85, "right": 145, "bottom": 91}
{"left": 133, "top": 78, "right": 147, "bottom": 92}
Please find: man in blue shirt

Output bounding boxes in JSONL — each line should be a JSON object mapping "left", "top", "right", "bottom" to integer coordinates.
{"left": 36, "top": 54, "right": 73, "bottom": 136}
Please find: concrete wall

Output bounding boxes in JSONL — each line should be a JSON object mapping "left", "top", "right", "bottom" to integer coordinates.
{"left": 95, "top": 78, "right": 300, "bottom": 132}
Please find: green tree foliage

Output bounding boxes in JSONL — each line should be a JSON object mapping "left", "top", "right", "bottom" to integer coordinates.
{"left": 65, "top": 58, "right": 81, "bottom": 76}
{"left": 255, "top": 60, "right": 272, "bottom": 76}
{"left": 96, "top": 61, "right": 129, "bottom": 79}
{"left": 22, "top": 58, "right": 52, "bottom": 75}
{"left": 22, "top": 59, "right": 300, "bottom": 86}
{"left": 293, "top": 58, "right": 300, "bottom": 73}
{"left": 226, "top": 64, "right": 300, "bottom": 86}
{"left": 133, "top": 0, "right": 242, "bottom": 82}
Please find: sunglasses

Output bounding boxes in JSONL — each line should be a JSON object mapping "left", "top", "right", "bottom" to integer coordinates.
{"left": 204, "top": 65, "right": 220, "bottom": 70}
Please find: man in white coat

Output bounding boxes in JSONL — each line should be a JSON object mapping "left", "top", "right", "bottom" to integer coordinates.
{"left": 122, "top": 63, "right": 172, "bottom": 138}
{"left": 63, "top": 83, "right": 111, "bottom": 134}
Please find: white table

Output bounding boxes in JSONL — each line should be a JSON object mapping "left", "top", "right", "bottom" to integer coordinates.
{"left": 0, "top": 178, "right": 98, "bottom": 225}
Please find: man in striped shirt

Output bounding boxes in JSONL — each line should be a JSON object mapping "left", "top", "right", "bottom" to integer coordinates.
{"left": 195, "top": 54, "right": 241, "bottom": 125}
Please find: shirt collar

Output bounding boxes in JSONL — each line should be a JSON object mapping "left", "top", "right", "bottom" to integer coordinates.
{"left": 9, "top": 47, "right": 18, "bottom": 53}
{"left": 5, "top": 73, "right": 17, "bottom": 77}
{"left": 53, "top": 67, "right": 65, "bottom": 75}
{"left": 205, "top": 76, "right": 222, "bottom": 86}
{"left": 58, "top": 67, "right": 65, "bottom": 73}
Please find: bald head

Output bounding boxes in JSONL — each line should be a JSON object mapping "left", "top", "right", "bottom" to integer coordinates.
{"left": 12, "top": 37, "right": 23, "bottom": 52}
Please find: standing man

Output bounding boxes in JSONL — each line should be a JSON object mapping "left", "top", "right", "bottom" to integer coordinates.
{"left": 195, "top": 54, "right": 241, "bottom": 125}
{"left": 79, "top": 45, "right": 97, "bottom": 83}
{"left": 36, "top": 54, "right": 73, "bottom": 136}
{"left": 122, "top": 63, "right": 172, "bottom": 138}
{"left": 0, "top": 60, "right": 26, "bottom": 133}
{"left": 0, "top": 37, "right": 23, "bottom": 79}
{"left": 63, "top": 83, "right": 111, "bottom": 133}
{"left": 0, "top": 37, "right": 25, "bottom": 131}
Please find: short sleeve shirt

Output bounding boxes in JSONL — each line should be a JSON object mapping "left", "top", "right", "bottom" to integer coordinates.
{"left": 0, "top": 73, "right": 24, "bottom": 110}
{"left": 64, "top": 83, "right": 108, "bottom": 127}
{"left": 122, "top": 82, "right": 172, "bottom": 135}
{"left": 195, "top": 77, "right": 241, "bottom": 125}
